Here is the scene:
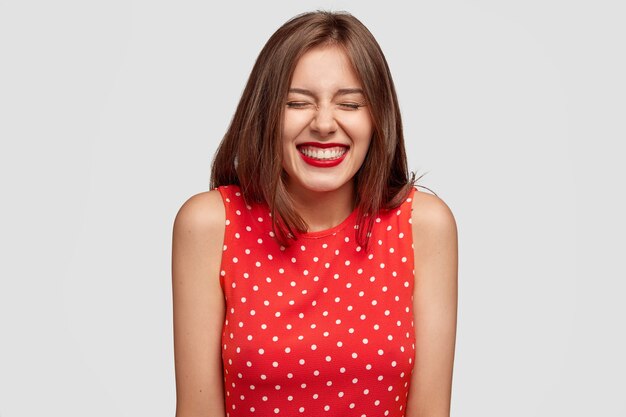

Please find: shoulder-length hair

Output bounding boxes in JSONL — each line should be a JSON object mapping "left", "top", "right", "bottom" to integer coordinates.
{"left": 210, "top": 10, "right": 416, "bottom": 249}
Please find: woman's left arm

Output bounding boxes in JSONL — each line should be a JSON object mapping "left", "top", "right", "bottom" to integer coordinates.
{"left": 405, "top": 190, "right": 459, "bottom": 417}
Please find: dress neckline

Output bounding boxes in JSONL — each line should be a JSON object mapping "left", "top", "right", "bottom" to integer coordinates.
{"left": 296, "top": 206, "right": 359, "bottom": 239}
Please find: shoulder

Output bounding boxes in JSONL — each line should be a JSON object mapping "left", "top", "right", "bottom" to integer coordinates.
{"left": 411, "top": 188, "right": 458, "bottom": 252}
{"left": 173, "top": 189, "right": 226, "bottom": 240}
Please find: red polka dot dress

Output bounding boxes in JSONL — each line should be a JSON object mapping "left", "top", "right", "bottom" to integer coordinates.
{"left": 217, "top": 185, "right": 417, "bottom": 417}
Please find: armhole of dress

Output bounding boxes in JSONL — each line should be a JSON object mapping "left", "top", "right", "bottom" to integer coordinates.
{"left": 216, "top": 186, "right": 233, "bottom": 291}
{"left": 405, "top": 186, "right": 418, "bottom": 279}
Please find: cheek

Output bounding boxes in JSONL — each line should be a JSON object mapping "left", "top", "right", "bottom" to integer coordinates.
{"left": 346, "top": 125, "right": 374, "bottom": 151}
{"left": 282, "top": 112, "right": 311, "bottom": 142}
{"left": 339, "top": 114, "right": 373, "bottom": 145}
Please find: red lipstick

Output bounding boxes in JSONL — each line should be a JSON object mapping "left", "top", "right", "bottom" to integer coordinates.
{"left": 297, "top": 143, "right": 349, "bottom": 168}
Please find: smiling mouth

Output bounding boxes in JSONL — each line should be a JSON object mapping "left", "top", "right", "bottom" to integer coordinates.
{"left": 297, "top": 144, "right": 348, "bottom": 161}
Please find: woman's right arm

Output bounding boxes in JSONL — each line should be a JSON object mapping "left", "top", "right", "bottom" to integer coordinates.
{"left": 172, "top": 190, "right": 226, "bottom": 417}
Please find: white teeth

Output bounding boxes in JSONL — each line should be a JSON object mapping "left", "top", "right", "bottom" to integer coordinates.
{"left": 299, "top": 146, "right": 347, "bottom": 160}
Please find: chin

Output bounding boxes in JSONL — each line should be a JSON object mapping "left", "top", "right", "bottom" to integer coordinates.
{"left": 298, "top": 177, "right": 351, "bottom": 194}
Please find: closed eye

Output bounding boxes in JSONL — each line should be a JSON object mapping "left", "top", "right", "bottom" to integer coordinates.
{"left": 339, "top": 103, "right": 365, "bottom": 110}
{"left": 286, "top": 101, "right": 312, "bottom": 109}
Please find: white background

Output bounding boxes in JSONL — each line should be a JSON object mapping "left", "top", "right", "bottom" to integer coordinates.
{"left": 1, "top": 0, "right": 624, "bottom": 416}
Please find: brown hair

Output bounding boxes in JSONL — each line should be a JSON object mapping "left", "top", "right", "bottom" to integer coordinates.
{"left": 210, "top": 10, "right": 417, "bottom": 249}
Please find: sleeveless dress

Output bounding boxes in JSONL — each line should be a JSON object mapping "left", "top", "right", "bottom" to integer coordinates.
{"left": 217, "top": 185, "right": 417, "bottom": 417}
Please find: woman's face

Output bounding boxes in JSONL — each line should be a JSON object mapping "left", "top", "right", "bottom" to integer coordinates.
{"left": 281, "top": 44, "right": 373, "bottom": 198}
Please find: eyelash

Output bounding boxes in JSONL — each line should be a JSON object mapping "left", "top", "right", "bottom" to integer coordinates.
{"left": 286, "top": 102, "right": 364, "bottom": 110}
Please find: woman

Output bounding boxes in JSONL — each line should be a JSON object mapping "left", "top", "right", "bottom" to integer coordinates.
{"left": 172, "top": 10, "right": 458, "bottom": 417}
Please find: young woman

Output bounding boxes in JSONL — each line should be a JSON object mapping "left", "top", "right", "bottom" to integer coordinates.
{"left": 172, "top": 10, "right": 458, "bottom": 417}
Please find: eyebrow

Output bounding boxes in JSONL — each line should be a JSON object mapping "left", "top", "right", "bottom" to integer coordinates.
{"left": 288, "top": 88, "right": 365, "bottom": 97}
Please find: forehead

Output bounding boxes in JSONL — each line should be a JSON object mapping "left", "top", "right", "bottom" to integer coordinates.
{"left": 290, "top": 45, "right": 362, "bottom": 90}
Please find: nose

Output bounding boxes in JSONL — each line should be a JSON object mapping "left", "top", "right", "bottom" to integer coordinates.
{"left": 309, "top": 105, "right": 338, "bottom": 137}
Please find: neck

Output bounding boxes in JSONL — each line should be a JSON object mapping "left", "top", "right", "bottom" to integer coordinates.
{"left": 286, "top": 181, "right": 356, "bottom": 233}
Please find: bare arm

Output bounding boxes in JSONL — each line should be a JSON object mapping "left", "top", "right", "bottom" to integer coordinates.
{"left": 405, "top": 190, "right": 459, "bottom": 417}
{"left": 172, "top": 190, "right": 226, "bottom": 417}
